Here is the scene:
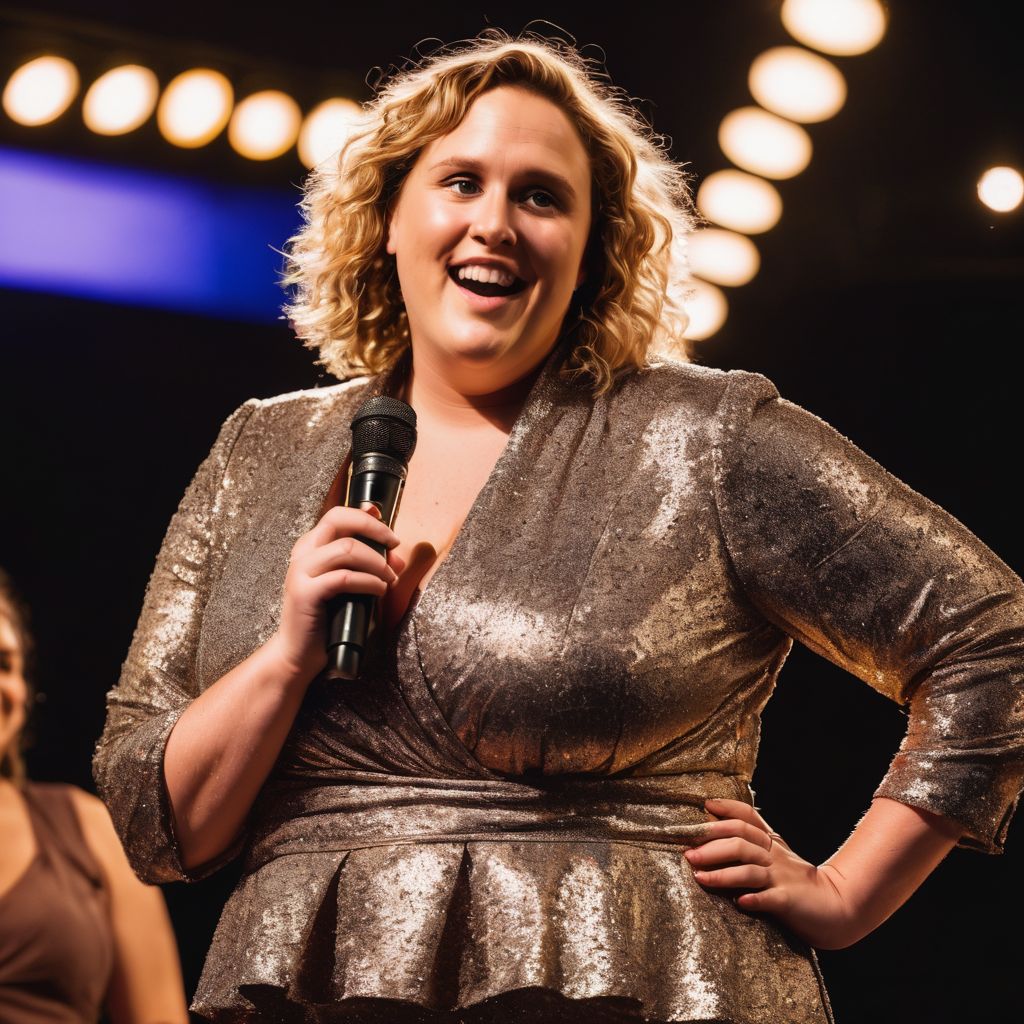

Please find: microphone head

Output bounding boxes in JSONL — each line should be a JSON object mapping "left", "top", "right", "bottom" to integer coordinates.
{"left": 351, "top": 396, "right": 418, "bottom": 465}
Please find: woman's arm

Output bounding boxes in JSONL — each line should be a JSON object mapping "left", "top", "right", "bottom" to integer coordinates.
{"left": 163, "top": 502, "right": 403, "bottom": 870}
{"left": 695, "top": 369, "right": 1024, "bottom": 944}
{"left": 93, "top": 399, "right": 260, "bottom": 883}
{"left": 712, "top": 369, "right": 1024, "bottom": 854}
{"left": 684, "top": 795, "right": 963, "bottom": 949}
{"left": 94, "top": 394, "right": 403, "bottom": 877}
{"left": 70, "top": 789, "right": 189, "bottom": 1024}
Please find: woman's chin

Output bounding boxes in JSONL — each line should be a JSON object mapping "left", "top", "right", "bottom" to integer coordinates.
{"left": 415, "top": 328, "right": 513, "bottom": 367}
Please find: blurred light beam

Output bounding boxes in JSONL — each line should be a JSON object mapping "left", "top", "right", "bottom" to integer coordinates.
{"left": 0, "top": 146, "right": 300, "bottom": 323}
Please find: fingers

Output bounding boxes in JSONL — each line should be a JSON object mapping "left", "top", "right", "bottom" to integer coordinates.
{"left": 299, "top": 540, "right": 395, "bottom": 598}
{"left": 692, "top": 817, "right": 773, "bottom": 852}
{"left": 686, "top": 800, "right": 779, "bottom": 898}
{"left": 689, "top": 863, "right": 771, "bottom": 892}
{"left": 704, "top": 798, "right": 772, "bottom": 833}
{"left": 303, "top": 504, "right": 400, "bottom": 552}
{"left": 306, "top": 537, "right": 398, "bottom": 587}
{"left": 685, "top": 836, "right": 773, "bottom": 869}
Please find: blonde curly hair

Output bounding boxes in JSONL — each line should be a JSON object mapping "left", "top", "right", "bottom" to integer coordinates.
{"left": 281, "top": 28, "right": 695, "bottom": 397}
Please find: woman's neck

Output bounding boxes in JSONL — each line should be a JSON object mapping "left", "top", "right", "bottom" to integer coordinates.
{"left": 401, "top": 353, "right": 544, "bottom": 432}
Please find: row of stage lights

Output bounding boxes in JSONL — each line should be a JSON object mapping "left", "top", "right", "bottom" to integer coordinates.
{"left": 679, "top": 0, "right": 1022, "bottom": 341}
{"left": 2, "top": 54, "right": 363, "bottom": 170}
{"left": 3, "top": 0, "right": 1021, "bottom": 341}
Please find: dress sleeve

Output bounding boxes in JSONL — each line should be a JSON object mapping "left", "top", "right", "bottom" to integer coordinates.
{"left": 92, "top": 398, "right": 260, "bottom": 883}
{"left": 712, "top": 369, "right": 1024, "bottom": 854}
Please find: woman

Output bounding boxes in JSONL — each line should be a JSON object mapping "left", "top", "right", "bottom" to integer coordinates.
{"left": 0, "top": 568, "right": 189, "bottom": 1023}
{"left": 93, "top": 31, "right": 1024, "bottom": 1024}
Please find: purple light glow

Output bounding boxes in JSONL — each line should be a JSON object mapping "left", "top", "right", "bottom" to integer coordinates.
{"left": 0, "top": 146, "right": 302, "bottom": 323}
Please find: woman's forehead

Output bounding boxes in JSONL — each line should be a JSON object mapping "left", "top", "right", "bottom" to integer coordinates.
{"left": 421, "top": 86, "right": 590, "bottom": 178}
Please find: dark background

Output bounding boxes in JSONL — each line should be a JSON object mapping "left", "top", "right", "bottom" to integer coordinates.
{"left": 1, "top": 2, "right": 1021, "bottom": 1021}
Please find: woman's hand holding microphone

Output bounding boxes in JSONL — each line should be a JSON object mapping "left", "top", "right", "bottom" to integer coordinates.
{"left": 165, "top": 501, "right": 405, "bottom": 870}
{"left": 268, "top": 502, "right": 406, "bottom": 684}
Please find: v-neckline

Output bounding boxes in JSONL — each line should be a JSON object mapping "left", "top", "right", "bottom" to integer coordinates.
{"left": 354, "top": 337, "right": 570, "bottom": 639}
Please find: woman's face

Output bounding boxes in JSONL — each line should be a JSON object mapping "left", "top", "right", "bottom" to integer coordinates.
{"left": 385, "top": 84, "right": 593, "bottom": 394}
{"left": 0, "top": 615, "right": 28, "bottom": 765}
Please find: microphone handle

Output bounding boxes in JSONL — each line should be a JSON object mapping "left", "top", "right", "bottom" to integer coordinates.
{"left": 324, "top": 458, "right": 406, "bottom": 681}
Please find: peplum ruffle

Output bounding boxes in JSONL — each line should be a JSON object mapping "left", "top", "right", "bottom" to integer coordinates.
{"left": 192, "top": 837, "right": 832, "bottom": 1024}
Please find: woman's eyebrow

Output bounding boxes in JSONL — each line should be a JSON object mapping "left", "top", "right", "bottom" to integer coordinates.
{"left": 428, "top": 156, "right": 578, "bottom": 200}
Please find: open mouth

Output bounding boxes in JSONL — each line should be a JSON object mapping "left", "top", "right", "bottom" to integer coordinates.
{"left": 448, "top": 267, "right": 529, "bottom": 298}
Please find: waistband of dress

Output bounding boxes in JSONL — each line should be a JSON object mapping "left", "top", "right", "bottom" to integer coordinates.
{"left": 242, "top": 770, "right": 751, "bottom": 873}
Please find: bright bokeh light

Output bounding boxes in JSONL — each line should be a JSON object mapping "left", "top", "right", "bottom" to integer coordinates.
{"left": 696, "top": 170, "right": 783, "bottom": 234}
{"left": 687, "top": 229, "right": 761, "bottom": 287}
{"left": 298, "top": 98, "right": 365, "bottom": 169}
{"left": 719, "top": 107, "right": 812, "bottom": 179}
{"left": 157, "top": 68, "right": 233, "bottom": 148}
{"left": 82, "top": 65, "right": 159, "bottom": 136}
{"left": 2, "top": 56, "right": 79, "bottom": 127}
{"left": 781, "top": 0, "right": 887, "bottom": 56}
{"left": 683, "top": 279, "right": 728, "bottom": 341}
{"left": 749, "top": 47, "right": 847, "bottom": 123}
{"left": 977, "top": 166, "right": 1024, "bottom": 213}
{"left": 228, "top": 90, "right": 302, "bottom": 161}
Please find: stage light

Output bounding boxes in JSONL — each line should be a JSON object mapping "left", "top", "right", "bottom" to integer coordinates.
{"left": 977, "top": 166, "right": 1024, "bottom": 213}
{"left": 2, "top": 55, "right": 79, "bottom": 127}
{"left": 696, "top": 170, "right": 783, "bottom": 234}
{"left": 749, "top": 46, "right": 847, "bottom": 123}
{"left": 719, "top": 107, "right": 812, "bottom": 179}
{"left": 298, "top": 97, "right": 365, "bottom": 169}
{"left": 683, "top": 279, "right": 728, "bottom": 341}
{"left": 83, "top": 65, "right": 159, "bottom": 136}
{"left": 228, "top": 89, "right": 302, "bottom": 161}
{"left": 157, "top": 68, "right": 233, "bottom": 148}
{"left": 687, "top": 229, "right": 761, "bottom": 287}
{"left": 781, "top": 0, "right": 887, "bottom": 57}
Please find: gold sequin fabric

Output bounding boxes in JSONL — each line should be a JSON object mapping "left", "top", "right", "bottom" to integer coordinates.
{"left": 93, "top": 336, "right": 1024, "bottom": 1023}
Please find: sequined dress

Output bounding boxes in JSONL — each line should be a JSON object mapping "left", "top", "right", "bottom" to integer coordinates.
{"left": 93, "top": 337, "right": 1024, "bottom": 1023}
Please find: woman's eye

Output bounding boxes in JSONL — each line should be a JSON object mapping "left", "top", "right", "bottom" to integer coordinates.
{"left": 525, "top": 189, "right": 557, "bottom": 209}
{"left": 446, "top": 179, "right": 558, "bottom": 210}
{"left": 448, "top": 179, "right": 480, "bottom": 197}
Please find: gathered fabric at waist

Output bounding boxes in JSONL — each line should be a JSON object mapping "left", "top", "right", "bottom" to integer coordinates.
{"left": 243, "top": 769, "right": 750, "bottom": 872}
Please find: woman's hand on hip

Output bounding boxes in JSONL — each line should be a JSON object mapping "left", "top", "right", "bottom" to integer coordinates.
{"left": 684, "top": 797, "right": 857, "bottom": 949}
{"left": 270, "top": 502, "right": 405, "bottom": 680}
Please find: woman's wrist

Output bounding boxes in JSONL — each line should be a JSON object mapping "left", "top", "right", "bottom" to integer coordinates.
{"left": 818, "top": 798, "right": 963, "bottom": 945}
{"left": 260, "top": 633, "right": 323, "bottom": 693}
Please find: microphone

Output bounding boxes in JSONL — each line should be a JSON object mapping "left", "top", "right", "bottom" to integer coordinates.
{"left": 325, "top": 395, "right": 417, "bottom": 681}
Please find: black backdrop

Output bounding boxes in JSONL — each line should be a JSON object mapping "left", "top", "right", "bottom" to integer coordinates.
{"left": 1, "top": 2, "right": 1022, "bottom": 1022}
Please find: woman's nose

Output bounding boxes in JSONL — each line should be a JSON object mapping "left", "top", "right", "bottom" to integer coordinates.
{"left": 470, "top": 194, "right": 516, "bottom": 248}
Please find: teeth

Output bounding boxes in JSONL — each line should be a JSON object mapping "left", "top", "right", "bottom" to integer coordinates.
{"left": 456, "top": 265, "right": 517, "bottom": 287}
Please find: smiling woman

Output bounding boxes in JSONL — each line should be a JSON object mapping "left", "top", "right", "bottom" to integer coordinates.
{"left": 93, "top": 26, "right": 1024, "bottom": 1024}
{"left": 280, "top": 29, "right": 694, "bottom": 395}
{"left": 382, "top": 84, "right": 593, "bottom": 392}
{"left": 0, "top": 569, "right": 189, "bottom": 1024}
